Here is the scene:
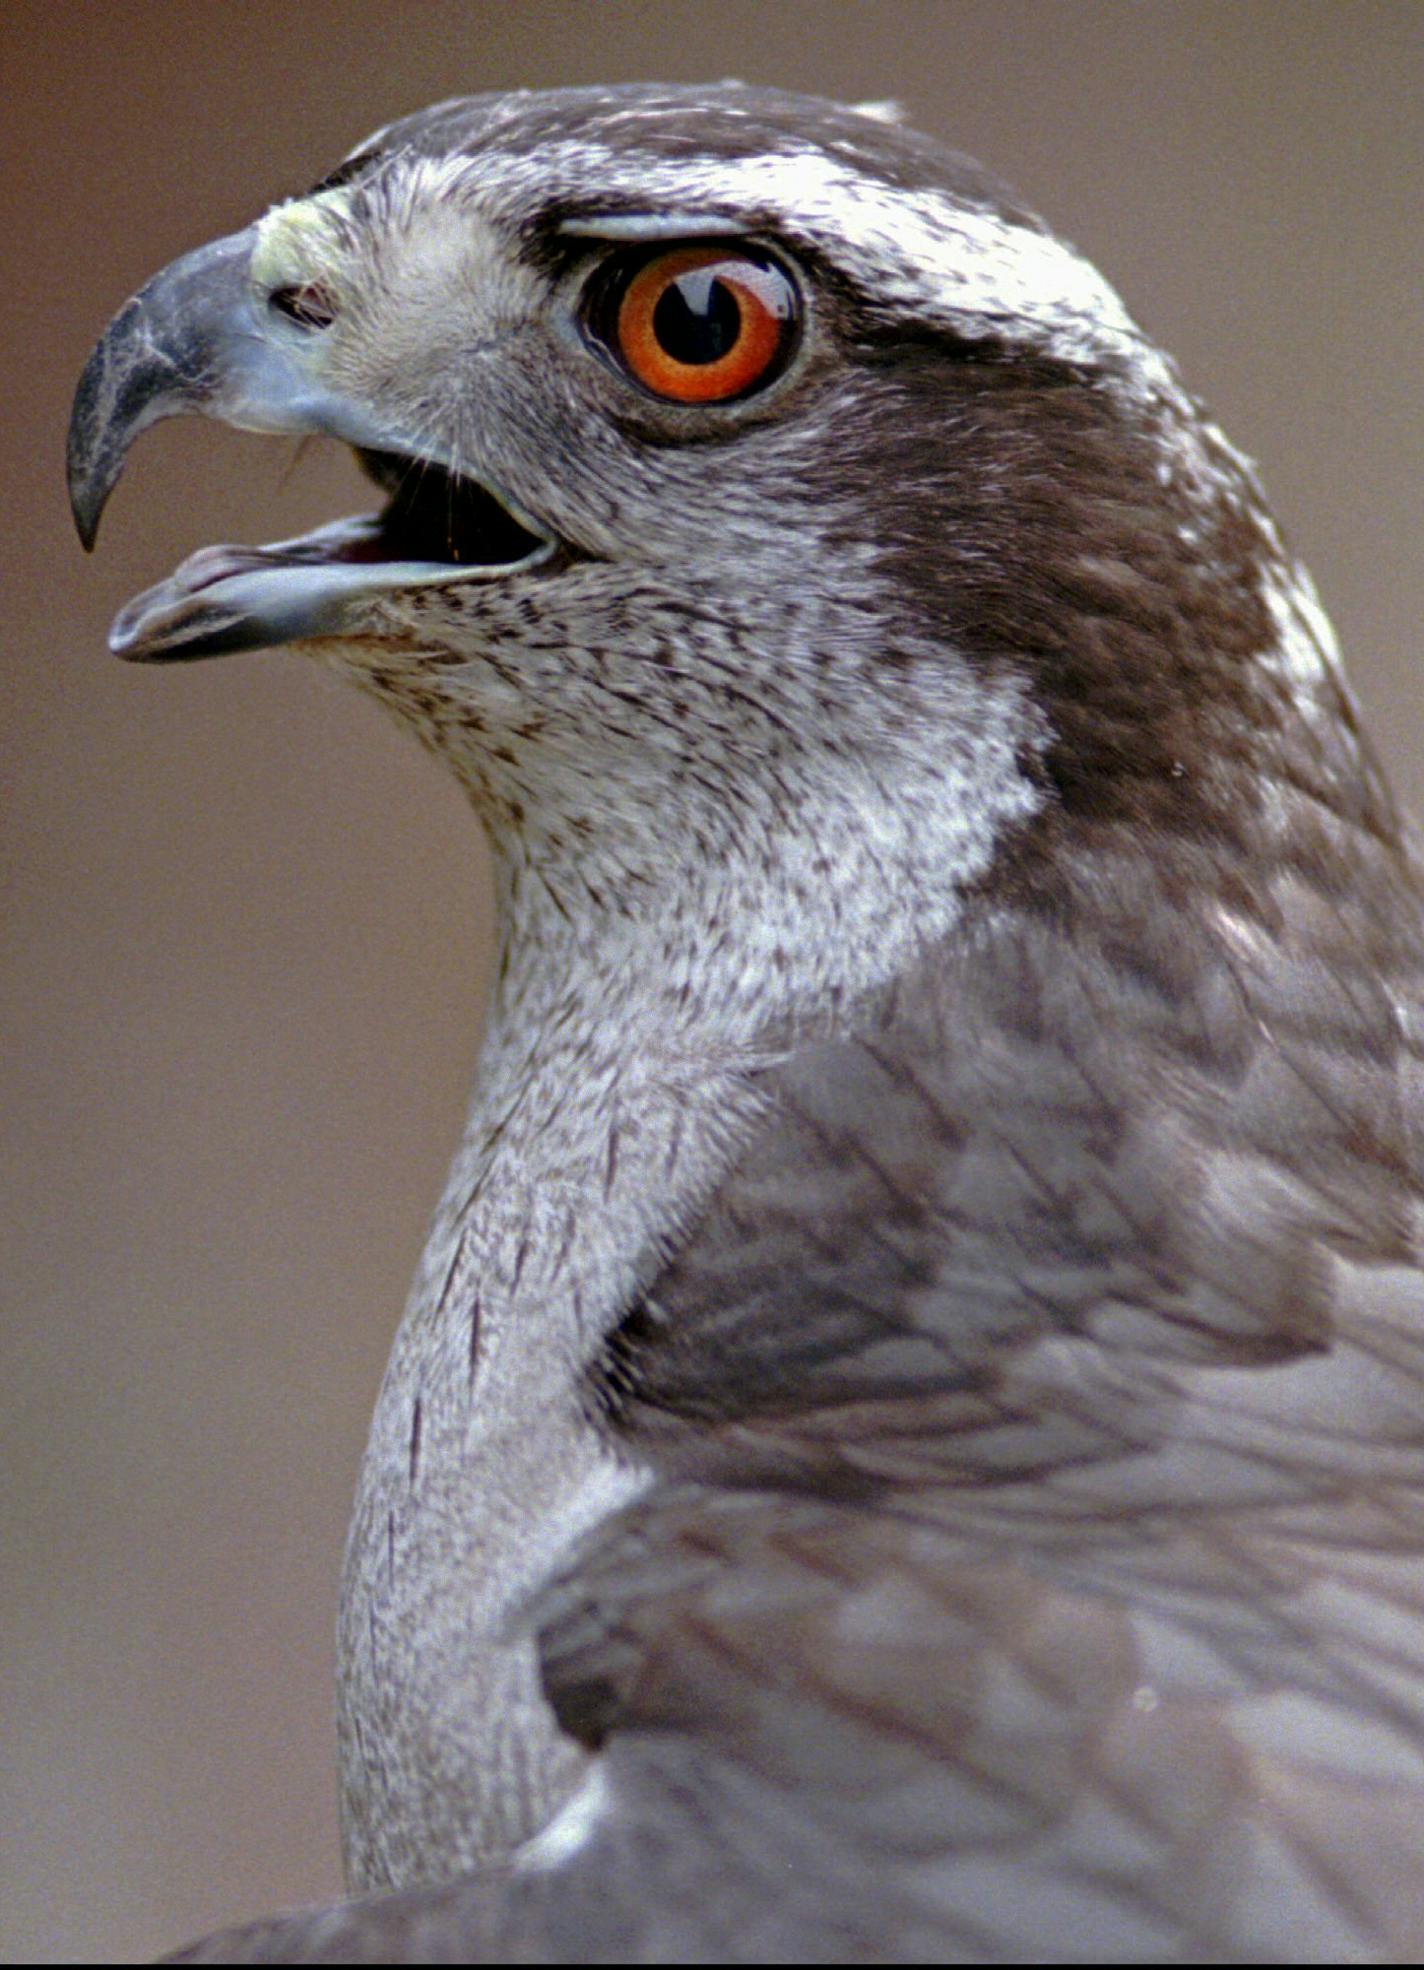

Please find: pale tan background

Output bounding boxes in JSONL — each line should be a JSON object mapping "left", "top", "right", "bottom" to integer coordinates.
{"left": 4, "top": 1, "right": 1422, "bottom": 1958}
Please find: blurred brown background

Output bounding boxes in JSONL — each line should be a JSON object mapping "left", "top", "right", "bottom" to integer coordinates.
{"left": 3, "top": 1, "right": 1422, "bottom": 1957}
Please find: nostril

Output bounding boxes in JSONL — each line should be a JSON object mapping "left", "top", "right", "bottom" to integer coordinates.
{"left": 269, "top": 282, "right": 338, "bottom": 330}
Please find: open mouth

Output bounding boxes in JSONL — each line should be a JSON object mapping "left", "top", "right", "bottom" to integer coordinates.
{"left": 351, "top": 450, "right": 548, "bottom": 569}
{"left": 106, "top": 446, "right": 555, "bottom": 664}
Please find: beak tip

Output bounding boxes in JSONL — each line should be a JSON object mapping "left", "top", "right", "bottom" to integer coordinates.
{"left": 67, "top": 473, "right": 105, "bottom": 552}
{"left": 73, "top": 504, "right": 101, "bottom": 554}
{"left": 67, "top": 229, "right": 260, "bottom": 566}
{"left": 67, "top": 379, "right": 111, "bottom": 552}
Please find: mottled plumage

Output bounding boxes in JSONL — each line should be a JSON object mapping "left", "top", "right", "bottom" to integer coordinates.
{"left": 70, "top": 84, "right": 1424, "bottom": 1961}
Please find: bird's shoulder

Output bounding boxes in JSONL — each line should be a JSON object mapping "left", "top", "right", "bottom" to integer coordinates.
{"left": 517, "top": 817, "right": 1424, "bottom": 1958}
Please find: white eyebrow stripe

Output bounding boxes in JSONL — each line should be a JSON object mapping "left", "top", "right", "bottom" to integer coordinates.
{"left": 446, "top": 139, "right": 1151, "bottom": 381}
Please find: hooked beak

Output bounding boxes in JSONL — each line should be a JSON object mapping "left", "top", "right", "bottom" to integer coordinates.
{"left": 67, "top": 228, "right": 553, "bottom": 661}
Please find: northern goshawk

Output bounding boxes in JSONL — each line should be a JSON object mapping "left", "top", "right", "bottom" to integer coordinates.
{"left": 69, "top": 83, "right": 1424, "bottom": 1960}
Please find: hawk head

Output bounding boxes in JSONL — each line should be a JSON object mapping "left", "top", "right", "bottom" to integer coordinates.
{"left": 70, "top": 81, "right": 1358, "bottom": 961}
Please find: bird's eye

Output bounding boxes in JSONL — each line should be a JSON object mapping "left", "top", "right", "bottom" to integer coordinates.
{"left": 590, "top": 245, "right": 799, "bottom": 404}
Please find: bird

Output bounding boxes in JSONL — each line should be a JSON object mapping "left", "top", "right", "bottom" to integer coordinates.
{"left": 68, "top": 81, "right": 1424, "bottom": 1961}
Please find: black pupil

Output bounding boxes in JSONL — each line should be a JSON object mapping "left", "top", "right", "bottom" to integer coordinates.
{"left": 652, "top": 270, "right": 741, "bottom": 365}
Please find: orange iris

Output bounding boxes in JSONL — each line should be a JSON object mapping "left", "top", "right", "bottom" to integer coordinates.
{"left": 612, "top": 246, "right": 796, "bottom": 404}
